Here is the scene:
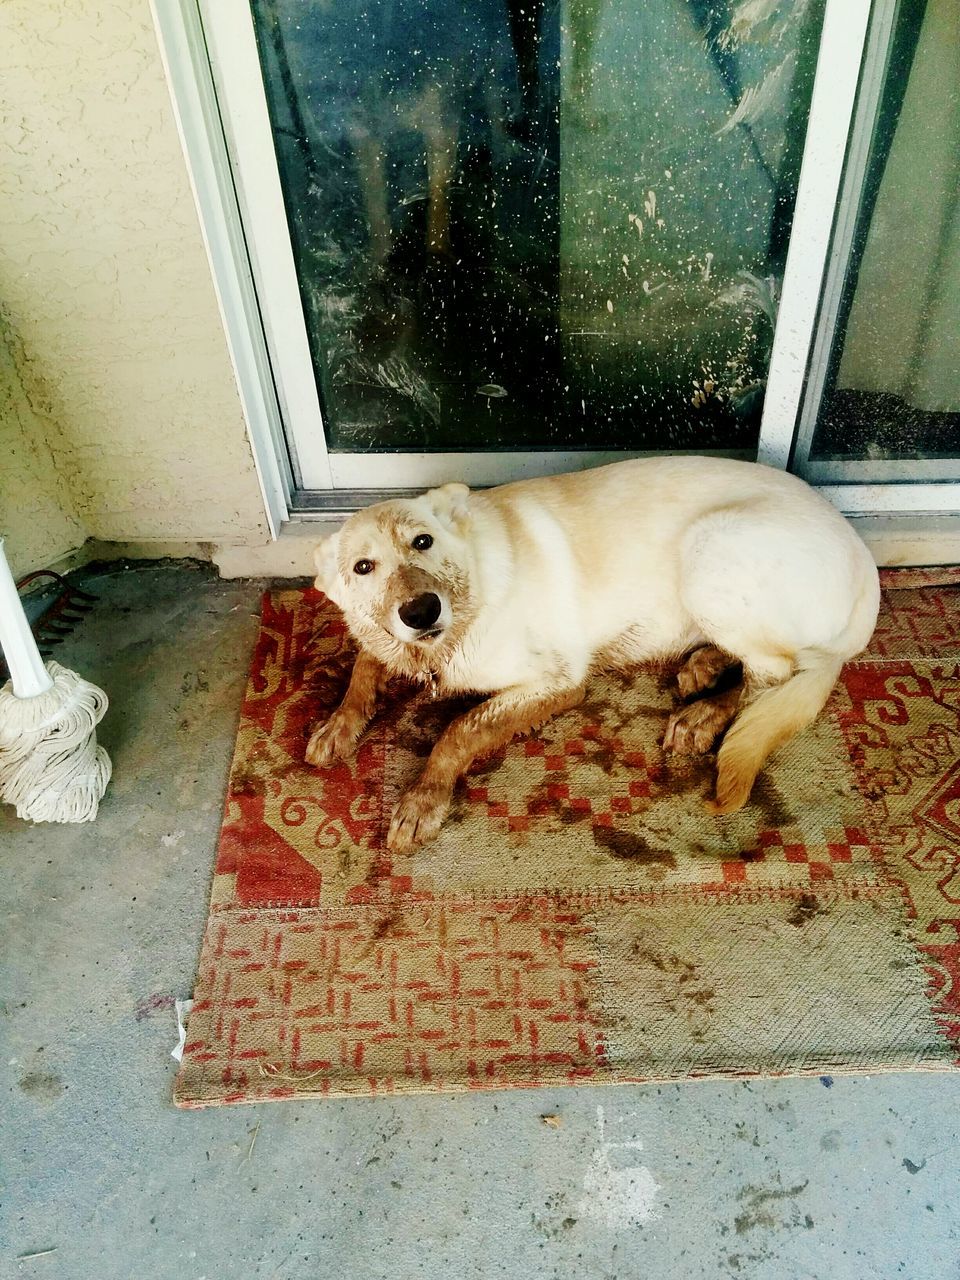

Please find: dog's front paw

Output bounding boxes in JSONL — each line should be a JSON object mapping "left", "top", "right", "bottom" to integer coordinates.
{"left": 305, "top": 710, "right": 364, "bottom": 768}
{"left": 387, "top": 784, "right": 451, "bottom": 853}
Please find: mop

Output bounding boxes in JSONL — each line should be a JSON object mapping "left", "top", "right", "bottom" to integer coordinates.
{"left": 0, "top": 537, "right": 111, "bottom": 822}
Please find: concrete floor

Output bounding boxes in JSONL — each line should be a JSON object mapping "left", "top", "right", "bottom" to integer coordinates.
{"left": 3, "top": 563, "right": 960, "bottom": 1280}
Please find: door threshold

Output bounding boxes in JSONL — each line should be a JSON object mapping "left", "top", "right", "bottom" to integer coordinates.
{"left": 211, "top": 511, "right": 960, "bottom": 580}
{"left": 849, "top": 514, "right": 960, "bottom": 568}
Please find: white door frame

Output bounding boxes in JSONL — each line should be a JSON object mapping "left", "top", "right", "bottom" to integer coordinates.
{"left": 153, "top": 0, "right": 960, "bottom": 526}
{"left": 755, "top": 0, "right": 874, "bottom": 473}
{"left": 150, "top": 0, "right": 293, "bottom": 534}
{"left": 756, "top": 0, "right": 960, "bottom": 512}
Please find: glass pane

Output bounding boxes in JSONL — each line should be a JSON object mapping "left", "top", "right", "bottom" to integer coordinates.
{"left": 809, "top": 0, "right": 960, "bottom": 463}
{"left": 250, "top": 0, "right": 825, "bottom": 454}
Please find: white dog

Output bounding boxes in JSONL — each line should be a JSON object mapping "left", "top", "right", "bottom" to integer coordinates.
{"left": 309, "top": 457, "right": 880, "bottom": 851}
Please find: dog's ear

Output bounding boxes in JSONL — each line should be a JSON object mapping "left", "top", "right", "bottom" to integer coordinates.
{"left": 313, "top": 531, "right": 342, "bottom": 604}
{"left": 427, "top": 482, "right": 471, "bottom": 532}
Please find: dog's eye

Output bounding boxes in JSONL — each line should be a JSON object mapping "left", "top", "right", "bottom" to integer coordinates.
{"left": 412, "top": 534, "right": 433, "bottom": 551}
{"left": 353, "top": 559, "right": 375, "bottom": 576}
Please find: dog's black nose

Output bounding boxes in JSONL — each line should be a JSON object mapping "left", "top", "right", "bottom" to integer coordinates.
{"left": 398, "top": 592, "right": 442, "bottom": 631}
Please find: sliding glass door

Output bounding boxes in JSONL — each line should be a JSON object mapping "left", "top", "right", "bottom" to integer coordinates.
{"left": 186, "top": 0, "right": 957, "bottom": 515}
{"left": 203, "top": 0, "right": 828, "bottom": 491}
{"left": 789, "top": 0, "right": 960, "bottom": 486}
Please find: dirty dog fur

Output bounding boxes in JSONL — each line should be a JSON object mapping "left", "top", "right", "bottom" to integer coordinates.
{"left": 309, "top": 457, "right": 880, "bottom": 852}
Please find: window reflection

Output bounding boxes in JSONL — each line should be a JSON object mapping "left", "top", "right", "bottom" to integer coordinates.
{"left": 253, "top": 0, "right": 825, "bottom": 452}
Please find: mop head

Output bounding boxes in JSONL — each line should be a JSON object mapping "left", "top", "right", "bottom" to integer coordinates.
{"left": 0, "top": 659, "right": 111, "bottom": 823}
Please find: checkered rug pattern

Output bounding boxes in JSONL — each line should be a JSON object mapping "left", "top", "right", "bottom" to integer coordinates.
{"left": 176, "top": 571, "right": 960, "bottom": 1105}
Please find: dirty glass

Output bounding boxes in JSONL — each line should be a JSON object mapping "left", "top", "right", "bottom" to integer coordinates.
{"left": 808, "top": 0, "right": 960, "bottom": 464}
{"left": 250, "top": 0, "right": 826, "bottom": 454}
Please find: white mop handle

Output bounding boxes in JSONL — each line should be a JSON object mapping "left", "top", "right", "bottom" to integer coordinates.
{"left": 0, "top": 537, "right": 54, "bottom": 699}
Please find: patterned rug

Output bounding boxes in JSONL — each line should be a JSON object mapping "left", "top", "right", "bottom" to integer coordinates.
{"left": 175, "top": 570, "right": 960, "bottom": 1106}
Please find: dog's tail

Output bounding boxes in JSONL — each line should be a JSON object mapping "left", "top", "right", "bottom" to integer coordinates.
{"left": 708, "top": 653, "right": 844, "bottom": 815}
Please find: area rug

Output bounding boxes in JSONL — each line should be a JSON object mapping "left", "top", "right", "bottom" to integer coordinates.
{"left": 175, "top": 570, "right": 960, "bottom": 1106}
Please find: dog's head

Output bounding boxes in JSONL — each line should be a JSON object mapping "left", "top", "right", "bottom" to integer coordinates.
{"left": 313, "top": 483, "right": 476, "bottom": 650}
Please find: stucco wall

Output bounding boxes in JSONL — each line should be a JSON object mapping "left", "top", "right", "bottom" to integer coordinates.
{"left": 0, "top": 0, "right": 269, "bottom": 550}
{"left": 0, "top": 314, "right": 87, "bottom": 579}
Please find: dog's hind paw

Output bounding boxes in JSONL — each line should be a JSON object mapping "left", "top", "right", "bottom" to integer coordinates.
{"left": 664, "top": 705, "right": 718, "bottom": 755}
{"left": 305, "top": 710, "right": 364, "bottom": 768}
{"left": 663, "top": 690, "right": 739, "bottom": 755}
{"left": 676, "top": 645, "right": 737, "bottom": 699}
{"left": 387, "top": 784, "right": 451, "bottom": 853}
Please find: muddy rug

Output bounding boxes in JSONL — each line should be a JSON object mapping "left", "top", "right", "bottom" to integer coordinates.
{"left": 175, "top": 569, "right": 960, "bottom": 1105}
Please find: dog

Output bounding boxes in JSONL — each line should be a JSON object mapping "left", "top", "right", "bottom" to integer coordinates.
{"left": 308, "top": 456, "right": 880, "bottom": 852}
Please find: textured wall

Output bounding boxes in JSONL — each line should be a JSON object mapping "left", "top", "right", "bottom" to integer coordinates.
{"left": 0, "top": 315, "right": 87, "bottom": 578}
{"left": 0, "top": 0, "right": 269, "bottom": 547}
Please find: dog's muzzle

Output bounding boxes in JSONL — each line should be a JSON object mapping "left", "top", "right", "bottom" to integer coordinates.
{"left": 398, "top": 591, "right": 443, "bottom": 634}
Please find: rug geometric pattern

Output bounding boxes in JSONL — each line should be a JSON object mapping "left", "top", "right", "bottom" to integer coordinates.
{"left": 177, "top": 573, "right": 960, "bottom": 1104}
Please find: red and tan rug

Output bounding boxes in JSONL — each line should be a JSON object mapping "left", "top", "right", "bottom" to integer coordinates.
{"left": 175, "top": 569, "right": 960, "bottom": 1106}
